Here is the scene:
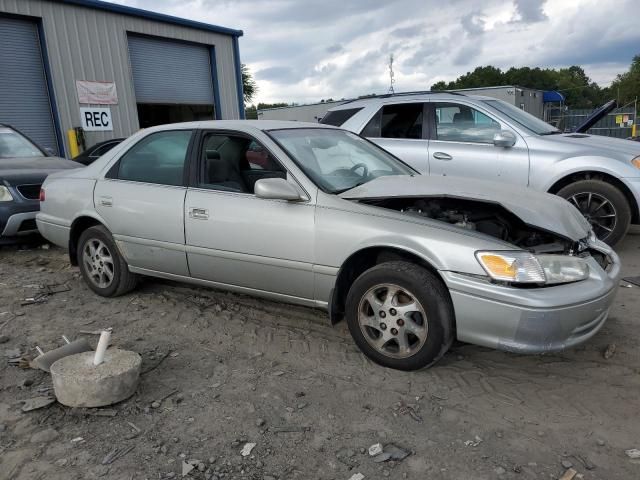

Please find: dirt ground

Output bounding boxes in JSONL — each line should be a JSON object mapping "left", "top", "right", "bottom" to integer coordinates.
{"left": 1, "top": 233, "right": 639, "bottom": 480}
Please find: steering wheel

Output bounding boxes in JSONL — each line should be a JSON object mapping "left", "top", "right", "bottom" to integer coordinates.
{"left": 349, "top": 163, "right": 369, "bottom": 177}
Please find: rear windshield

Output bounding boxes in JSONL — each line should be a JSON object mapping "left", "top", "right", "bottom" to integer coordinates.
{"left": 320, "top": 107, "right": 363, "bottom": 126}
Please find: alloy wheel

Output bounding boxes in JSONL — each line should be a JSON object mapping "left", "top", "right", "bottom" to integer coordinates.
{"left": 568, "top": 192, "right": 617, "bottom": 240}
{"left": 357, "top": 283, "right": 428, "bottom": 359}
{"left": 82, "top": 238, "right": 115, "bottom": 289}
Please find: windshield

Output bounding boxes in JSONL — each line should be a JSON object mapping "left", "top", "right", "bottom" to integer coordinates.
{"left": 483, "top": 100, "right": 560, "bottom": 135}
{"left": 269, "top": 128, "right": 415, "bottom": 193}
{"left": 0, "top": 127, "right": 45, "bottom": 158}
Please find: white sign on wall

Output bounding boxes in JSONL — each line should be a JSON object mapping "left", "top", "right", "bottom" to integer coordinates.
{"left": 80, "top": 107, "right": 113, "bottom": 131}
{"left": 76, "top": 80, "right": 118, "bottom": 105}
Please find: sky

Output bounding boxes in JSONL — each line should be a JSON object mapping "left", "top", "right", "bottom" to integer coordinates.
{"left": 114, "top": 0, "right": 640, "bottom": 105}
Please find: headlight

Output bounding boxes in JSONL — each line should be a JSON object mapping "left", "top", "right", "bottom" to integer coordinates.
{"left": 476, "top": 251, "right": 589, "bottom": 285}
{"left": 0, "top": 186, "right": 14, "bottom": 202}
{"left": 632, "top": 156, "right": 640, "bottom": 169}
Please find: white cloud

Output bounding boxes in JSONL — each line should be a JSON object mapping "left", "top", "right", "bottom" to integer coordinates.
{"left": 114, "top": 0, "right": 640, "bottom": 104}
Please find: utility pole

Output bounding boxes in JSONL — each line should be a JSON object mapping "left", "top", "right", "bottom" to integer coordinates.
{"left": 387, "top": 54, "right": 395, "bottom": 94}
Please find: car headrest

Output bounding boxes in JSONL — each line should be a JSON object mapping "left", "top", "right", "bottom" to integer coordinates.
{"left": 206, "top": 149, "right": 220, "bottom": 160}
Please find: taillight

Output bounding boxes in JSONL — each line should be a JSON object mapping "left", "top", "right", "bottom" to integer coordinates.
{"left": 39, "top": 188, "right": 45, "bottom": 202}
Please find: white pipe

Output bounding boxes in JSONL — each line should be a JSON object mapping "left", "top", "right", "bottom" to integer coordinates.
{"left": 93, "top": 330, "right": 111, "bottom": 366}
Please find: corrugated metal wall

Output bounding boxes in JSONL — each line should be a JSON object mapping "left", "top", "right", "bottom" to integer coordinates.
{"left": 0, "top": 0, "right": 241, "bottom": 156}
{"left": 258, "top": 101, "right": 348, "bottom": 122}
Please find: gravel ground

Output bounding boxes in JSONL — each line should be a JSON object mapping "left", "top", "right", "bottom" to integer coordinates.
{"left": 0, "top": 233, "right": 639, "bottom": 480}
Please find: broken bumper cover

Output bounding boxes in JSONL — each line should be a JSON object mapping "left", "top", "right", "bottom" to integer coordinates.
{"left": 442, "top": 246, "right": 621, "bottom": 354}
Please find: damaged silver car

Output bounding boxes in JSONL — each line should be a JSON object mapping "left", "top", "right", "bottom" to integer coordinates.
{"left": 37, "top": 121, "right": 621, "bottom": 370}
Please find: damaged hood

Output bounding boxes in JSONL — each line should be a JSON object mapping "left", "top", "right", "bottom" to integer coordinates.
{"left": 339, "top": 175, "right": 591, "bottom": 241}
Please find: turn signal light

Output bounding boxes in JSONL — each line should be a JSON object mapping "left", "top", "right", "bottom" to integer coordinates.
{"left": 632, "top": 156, "right": 640, "bottom": 169}
{"left": 39, "top": 188, "right": 45, "bottom": 202}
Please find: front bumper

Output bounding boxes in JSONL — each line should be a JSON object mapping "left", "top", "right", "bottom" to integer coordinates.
{"left": 442, "top": 244, "right": 621, "bottom": 353}
{"left": 0, "top": 200, "right": 40, "bottom": 238}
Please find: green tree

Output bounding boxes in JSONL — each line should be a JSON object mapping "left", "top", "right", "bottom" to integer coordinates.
{"left": 608, "top": 55, "right": 640, "bottom": 109}
{"left": 242, "top": 64, "right": 257, "bottom": 104}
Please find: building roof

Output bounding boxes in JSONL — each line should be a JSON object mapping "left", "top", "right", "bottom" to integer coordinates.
{"left": 55, "top": 0, "right": 243, "bottom": 37}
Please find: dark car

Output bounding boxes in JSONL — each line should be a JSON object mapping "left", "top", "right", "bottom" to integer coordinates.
{"left": 0, "top": 124, "right": 81, "bottom": 243}
{"left": 73, "top": 138, "right": 124, "bottom": 165}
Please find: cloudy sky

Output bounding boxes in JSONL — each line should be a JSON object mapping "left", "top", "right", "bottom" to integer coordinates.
{"left": 115, "top": 0, "right": 640, "bottom": 105}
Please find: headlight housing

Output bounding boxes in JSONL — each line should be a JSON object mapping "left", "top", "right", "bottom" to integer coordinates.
{"left": 0, "top": 186, "right": 14, "bottom": 202}
{"left": 476, "top": 251, "right": 589, "bottom": 285}
{"left": 631, "top": 155, "right": 640, "bottom": 169}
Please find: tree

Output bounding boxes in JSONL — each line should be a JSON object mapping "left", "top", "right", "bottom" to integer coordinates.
{"left": 242, "top": 64, "right": 257, "bottom": 104}
{"left": 608, "top": 55, "right": 640, "bottom": 109}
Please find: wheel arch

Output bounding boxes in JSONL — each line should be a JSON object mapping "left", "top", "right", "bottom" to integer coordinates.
{"left": 328, "top": 246, "right": 449, "bottom": 325}
{"left": 68, "top": 215, "right": 107, "bottom": 265}
{"left": 547, "top": 170, "right": 639, "bottom": 224}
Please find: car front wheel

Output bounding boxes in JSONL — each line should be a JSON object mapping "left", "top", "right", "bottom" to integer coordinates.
{"left": 345, "top": 261, "right": 454, "bottom": 370}
{"left": 77, "top": 225, "right": 138, "bottom": 297}
{"left": 557, "top": 179, "right": 631, "bottom": 246}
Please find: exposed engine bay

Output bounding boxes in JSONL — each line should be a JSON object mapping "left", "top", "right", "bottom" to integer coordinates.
{"left": 360, "top": 197, "right": 577, "bottom": 254}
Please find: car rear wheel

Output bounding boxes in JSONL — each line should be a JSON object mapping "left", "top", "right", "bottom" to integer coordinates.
{"left": 77, "top": 225, "right": 138, "bottom": 297}
{"left": 345, "top": 261, "right": 454, "bottom": 370}
{"left": 557, "top": 179, "right": 631, "bottom": 246}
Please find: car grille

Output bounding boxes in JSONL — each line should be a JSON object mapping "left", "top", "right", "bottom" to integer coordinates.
{"left": 16, "top": 184, "right": 42, "bottom": 200}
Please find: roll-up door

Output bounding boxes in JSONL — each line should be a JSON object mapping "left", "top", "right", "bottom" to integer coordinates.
{"left": 0, "top": 16, "right": 59, "bottom": 154}
{"left": 127, "top": 34, "right": 214, "bottom": 105}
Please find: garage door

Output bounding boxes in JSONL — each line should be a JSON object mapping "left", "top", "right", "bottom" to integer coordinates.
{"left": 0, "top": 16, "right": 58, "bottom": 154}
{"left": 127, "top": 35, "right": 214, "bottom": 105}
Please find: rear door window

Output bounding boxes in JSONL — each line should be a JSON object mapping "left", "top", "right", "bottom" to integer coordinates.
{"left": 116, "top": 130, "right": 192, "bottom": 186}
{"left": 434, "top": 103, "right": 501, "bottom": 143}
{"left": 361, "top": 103, "right": 424, "bottom": 139}
{"left": 320, "top": 107, "right": 363, "bottom": 126}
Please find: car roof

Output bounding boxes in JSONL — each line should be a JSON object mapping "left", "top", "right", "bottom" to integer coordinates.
{"left": 327, "top": 92, "right": 496, "bottom": 110}
{"left": 140, "top": 120, "right": 339, "bottom": 134}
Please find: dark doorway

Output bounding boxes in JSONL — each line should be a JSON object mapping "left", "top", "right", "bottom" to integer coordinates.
{"left": 137, "top": 104, "right": 214, "bottom": 129}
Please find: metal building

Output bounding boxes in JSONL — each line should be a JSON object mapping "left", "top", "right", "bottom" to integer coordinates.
{"left": 0, "top": 0, "right": 244, "bottom": 157}
{"left": 258, "top": 100, "right": 348, "bottom": 123}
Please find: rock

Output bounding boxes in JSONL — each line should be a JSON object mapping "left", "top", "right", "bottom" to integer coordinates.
{"left": 55, "top": 458, "right": 68, "bottom": 467}
{"left": 596, "top": 439, "right": 605, "bottom": 446}
{"left": 19, "top": 378, "right": 34, "bottom": 388}
{"left": 348, "top": 474, "right": 365, "bottom": 480}
{"left": 182, "top": 460, "right": 195, "bottom": 476}
{"left": 297, "top": 402, "right": 308, "bottom": 410}
{"left": 256, "top": 418, "right": 265, "bottom": 427}
{"left": 603, "top": 343, "right": 616, "bottom": 359}
{"left": 0, "top": 335, "right": 9, "bottom": 344}
{"left": 241, "top": 442, "right": 256, "bottom": 457}
{"left": 562, "top": 460, "right": 573, "bottom": 469}
{"left": 495, "top": 466, "right": 506, "bottom": 475}
{"left": 166, "top": 472, "right": 176, "bottom": 478}
{"left": 626, "top": 448, "right": 640, "bottom": 459}
{"left": 21, "top": 396, "right": 55, "bottom": 412}
{"left": 368, "top": 443, "right": 383, "bottom": 456}
{"left": 382, "top": 470, "right": 390, "bottom": 477}
{"left": 151, "top": 401, "right": 161, "bottom": 409}
{"left": 30, "top": 428, "right": 59, "bottom": 443}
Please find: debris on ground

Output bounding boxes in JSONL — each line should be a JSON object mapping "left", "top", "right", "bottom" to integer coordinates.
{"left": 368, "top": 443, "right": 411, "bottom": 463}
{"left": 559, "top": 467, "right": 578, "bottom": 480}
{"left": 348, "top": 474, "right": 364, "bottom": 480}
{"left": 626, "top": 448, "right": 640, "bottom": 459}
{"left": 101, "top": 444, "right": 135, "bottom": 465}
{"left": 240, "top": 442, "right": 256, "bottom": 456}
{"left": 21, "top": 395, "right": 55, "bottom": 412}
{"left": 603, "top": 343, "right": 616, "bottom": 359}
{"left": 368, "top": 443, "right": 383, "bottom": 456}
{"left": 32, "top": 337, "right": 92, "bottom": 372}
{"left": 622, "top": 276, "right": 640, "bottom": 287}
{"left": 464, "top": 435, "right": 483, "bottom": 447}
{"left": 182, "top": 460, "right": 194, "bottom": 476}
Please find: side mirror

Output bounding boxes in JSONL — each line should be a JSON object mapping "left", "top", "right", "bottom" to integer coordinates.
{"left": 493, "top": 130, "right": 517, "bottom": 148}
{"left": 44, "top": 147, "right": 56, "bottom": 156}
{"left": 254, "top": 177, "right": 303, "bottom": 201}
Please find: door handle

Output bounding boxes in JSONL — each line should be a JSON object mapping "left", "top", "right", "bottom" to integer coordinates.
{"left": 189, "top": 207, "right": 209, "bottom": 220}
{"left": 99, "top": 196, "right": 113, "bottom": 207}
{"left": 433, "top": 152, "right": 453, "bottom": 161}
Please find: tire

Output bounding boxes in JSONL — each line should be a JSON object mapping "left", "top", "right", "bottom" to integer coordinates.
{"left": 77, "top": 225, "right": 138, "bottom": 297}
{"left": 556, "top": 179, "right": 631, "bottom": 246}
{"left": 345, "top": 261, "right": 454, "bottom": 371}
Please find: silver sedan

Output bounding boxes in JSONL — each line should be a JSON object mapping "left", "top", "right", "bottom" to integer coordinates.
{"left": 37, "top": 121, "right": 621, "bottom": 370}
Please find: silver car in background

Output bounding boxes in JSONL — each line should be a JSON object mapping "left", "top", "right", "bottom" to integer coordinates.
{"left": 37, "top": 121, "right": 620, "bottom": 370}
{"left": 323, "top": 92, "right": 640, "bottom": 245}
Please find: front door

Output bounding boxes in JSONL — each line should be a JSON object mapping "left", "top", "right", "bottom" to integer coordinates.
{"left": 94, "top": 129, "right": 193, "bottom": 276}
{"left": 427, "top": 102, "right": 530, "bottom": 185}
{"left": 184, "top": 131, "right": 315, "bottom": 300}
{"left": 360, "top": 102, "right": 430, "bottom": 174}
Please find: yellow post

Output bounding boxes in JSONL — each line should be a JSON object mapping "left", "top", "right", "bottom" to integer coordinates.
{"left": 67, "top": 128, "right": 80, "bottom": 158}
{"left": 633, "top": 123, "right": 637, "bottom": 138}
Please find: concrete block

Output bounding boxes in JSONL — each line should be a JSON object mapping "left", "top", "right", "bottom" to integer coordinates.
{"left": 50, "top": 348, "right": 141, "bottom": 408}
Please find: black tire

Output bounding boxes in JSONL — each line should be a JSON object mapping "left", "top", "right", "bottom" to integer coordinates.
{"left": 345, "top": 261, "right": 454, "bottom": 371}
{"left": 77, "top": 225, "right": 138, "bottom": 297}
{"left": 557, "top": 179, "right": 631, "bottom": 246}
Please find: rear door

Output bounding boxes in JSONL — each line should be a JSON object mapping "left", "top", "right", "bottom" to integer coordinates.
{"left": 427, "top": 101, "right": 529, "bottom": 185}
{"left": 360, "top": 102, "right": 430, "bottom": 173}
{"left": 94, "top": 129, "right": 193, "bottom": 276}
{"left": 183, "top": 130, "right": 315, "bottom": 300}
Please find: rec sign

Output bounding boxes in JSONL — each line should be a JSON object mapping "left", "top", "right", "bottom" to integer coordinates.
{"left": 80, "top": 107, "right": 113, "bottom": 131}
